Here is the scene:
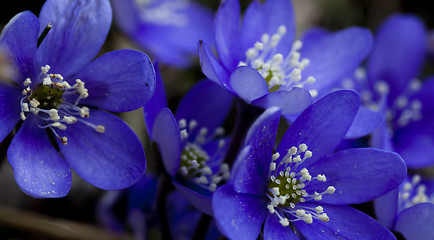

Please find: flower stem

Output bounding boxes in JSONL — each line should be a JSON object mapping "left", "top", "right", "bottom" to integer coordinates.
{"left": 153, "top": 142, "right": 174, "bottom": 240}
{"left": 223, "top": 99, "right": 263, "bottom": 167}
{"left": 192, "top": 213, "right": 212, "bottom": 240}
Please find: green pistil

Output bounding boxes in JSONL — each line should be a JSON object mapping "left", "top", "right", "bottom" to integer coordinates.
{"left": 179, "top": 144, "right": 209, "bottom": 177}
{"left": 261, "top": 69, "right": 280, "bottom": 92}
{"left": 32, "top": 84, "right": 64, "bottom": 110}
{"left": 268, "top": 175, "right": 302, "bottom": 207}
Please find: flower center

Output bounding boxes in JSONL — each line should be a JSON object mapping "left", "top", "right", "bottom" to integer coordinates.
{"left": 266, "top": 144, "right": 335, "bottom": 226}
{"left": 238, "top": 25, "right": 317, "bottom": 96}
{"left": 31, "top": 84, "right": 65, "bottom": 110}
{"left": 177, "top": 119, "right": 230, "bottom": 192}
{"left": 20, "top": 65, "right": 104, "bottom": 145}
{"left": 340, "top": 67, "right": 423, "bottom": 130}
{"left": 399, "top": 174, "right": 434, "bottom": 212}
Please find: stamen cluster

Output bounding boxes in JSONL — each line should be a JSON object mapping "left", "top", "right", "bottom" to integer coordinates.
{"left": 399, "top": 174, "right": 434, "bottom": 210}
{"left": 238, "top": 25, "right": 317, "bottom": 96}
{"left": 345, "top": 68, "right": 423, "bottom": 129}
{"left": 20, "top": 65, "right": 104, "bottom": 144}
{"left": 178, "top": 119, "right": 230, "bottom": 192}
{"left": 266, "top": 144, "right": 335, "bottom": 226}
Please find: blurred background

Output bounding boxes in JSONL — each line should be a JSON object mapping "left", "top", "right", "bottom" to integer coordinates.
{"left": 0, "top": 0, "right": 433, "bottom": 239}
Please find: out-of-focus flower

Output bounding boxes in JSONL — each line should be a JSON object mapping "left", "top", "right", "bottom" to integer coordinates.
{"left": 212, "top": 91, "right": 406, "bottom": 239}
{"left": 375, "top": 174, "right": 434, "bottom": 240}
{"left": 111, "top": 0, "right": 214, "bottom": 67}
{"left": 0, "top": 0, "right": 155, "bottom": 198}
{"left": 199, "top": 0, "right": 372, "bottom": 116}
{"left": 144, "top": 64, "right": 233, "bottom": 215}
{"left": 332, "top": 14, "right": 433, "bottom": 168}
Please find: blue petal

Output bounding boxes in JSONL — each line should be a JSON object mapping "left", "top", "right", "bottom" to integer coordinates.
{"left": 143, "top": 62, "right": 167, "bottom": 139}
{"left": 241, "top": 0, "right": 296, "bottom": 56}
{"left": 231, "top": 107, "right": 281, "bottom": 195}
{"left": 172, "top": 179, "right": 213, "bottom": 216}
{"left": 0, "top": 84, "right": 21, "bottom": 143}
{"left": 345, "top": 106, "right": 384, "bottom": 138}
{"left": 229, "top": 66, "right": 268, "bottom": 103}
{"left": 394, "top": 203, "right": 434, "bottom": 240}
{"left": 306, "top": 148, "right": 406, "bottom": 205}
{"left": 114, "top": 0, "right": 214, "bottom": 67}
{"left": 199, "top": 40, "right": 232, "bottom": 91}
{"left": 58, "top": 109, "right": 146, "bottom": 190}
{"left": 301, "top": 27, "right": 329, "bottom": 46}
{"left": 152, "top": 108, "right": 181, "bottom": 176}
{"left": 7, "top": 115, "right": 71, "bottom": 198}
{"left": 231, "top": 146, "right": 268, "bottom": 196}
{"left": 0, "top": 11, "right": 39, "bottom": 82}
{"left": 416, "top": 76, "right": 434, "bottom": 119}
{"left": 110, "top": 0, "right": 139, "bottom": 34}
{"left": 263, "top": 213, "right": 298, "bottom": 239}
{"left": 252, "top": 87, "right": 313, "bottom": 115}
{"left": 371, "top": 121, "right": 394, "bottom": 151}
{"left": 393, "top": 118, "right": 434, "bottom": 168}
{"left": 301, "top": 27, "right": 373, "bottom": 95}
{"left": 367, "top": 14, "right": 427, "bottom": 101}
{"left": 212, "top": 184, "right": 267, "bottom": 240}
{"left": 277, "top": 90, "right": 360, "bottom": 168}
{"left": 374, "top": 188, "right": 400, "bottom": 228}
{"left": 214, "top": 0, "right": 242, "bottom": 71}
{"left": 37, "top": 0, "right": 112, "bottom": 78}
{"left": 73, "top": 49, "right": 155, "bottom": 112}
{"left": 293, "top": 203, "right": 396, "bottom": 240}
{"left": 96, "top": 191, "right": 125, "bottom": 233}
{"left": 175, "top": 79, "right": 233, "bottom": 136}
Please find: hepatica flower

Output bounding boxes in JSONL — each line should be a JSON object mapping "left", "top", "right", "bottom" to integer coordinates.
{"left": 375, "top": 174, "right": 434, "bottom": 240}
{"left": 111, "top": 0, "right": 214, "bottom": 67}
{"left": 143, "top": 66, "right": 233, "bottom": 214}
{"left": 334, "top": 14, "right": 434, "bottom": 168}
{"left": 200, "top": 0, "right": 372, "bottom": 115}
{"left": 212, "top": 90, "right": 406, "bottom": 239}
{"left": 0, "top": 0, "right": 155, "bottom": 198}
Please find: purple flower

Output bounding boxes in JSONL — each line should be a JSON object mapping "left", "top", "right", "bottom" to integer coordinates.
{"left": 111, "top": 0, "right": 214, "bottom": 67}
{"left": 375, "top": 174, "right": 434, "bottom": 240}
{"left": 332, "top": 14, "right": 433, "bottom": 168}
{"left": 144, "top": 67, "right": 234, "bottom": 214}
{"left": 212, "top": 90, "right": 406, "bottom": 239}
{"left": 0, "top": 0, "right": 155, "bottom": 198}
{"left": 199, "top": 0, "right": 372, "bottom": 115}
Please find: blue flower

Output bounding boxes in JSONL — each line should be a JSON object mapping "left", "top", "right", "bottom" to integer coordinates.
{"left": 375, "top": 174, "right": 434, "bottom": 240}
{"left": 329, "top": 14, "right": 434, "bottom": 168}
{"left": 111, "top": 0, "right": 214, "bottom": 67}
{"left": 212, "top": 90, "right": 406, "bottom": 239}
{"left": 144, "top": 64, "right": 234, "bottom": 214}
{"left": 0, "top": 0, "right": 155, "bottom": 198}
{"left": 199, "top": 0, "right": 373, "bottom": 115}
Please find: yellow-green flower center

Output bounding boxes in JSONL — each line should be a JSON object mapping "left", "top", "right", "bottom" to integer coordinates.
{"left": 31, "top": 84, "right": 65, "bottom": 110}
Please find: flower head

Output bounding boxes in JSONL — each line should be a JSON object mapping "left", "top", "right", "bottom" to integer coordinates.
{"left": 144, "top": 65, "right": 233, "bottom": 214}
{"left": 0, "top": 0, "right": 155, "bottom": 198}
{"left": 332, "top": 14, "right": 434, "bottom": 168}
{"left": 199, "top": 0, "right": 373, "bottom": 115}
{"left": 212, "top": 90, "right": 406, "bottom": 239}
{"left": 375, "top": 174, "right": 434, "bottom": 239}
